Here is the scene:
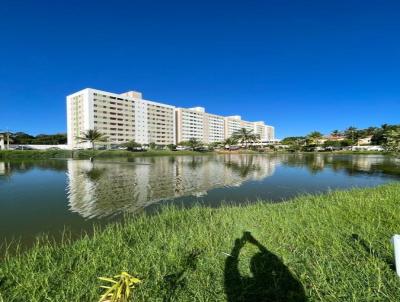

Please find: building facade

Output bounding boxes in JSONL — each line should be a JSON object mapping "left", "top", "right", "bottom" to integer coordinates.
{"left": 225, "top": 116, "right": 275, "bottom": 142}
{"left": 67, "top": 88, "right": 275, "bottom": 148}
{"left": 0, "top": 134, "right": 4, "bottom": 150}
{"left": 175, "top": 107, "right": 226, "bottom": 144}
{"left": 67, "top": 88, "right": 175, "bottom": 148}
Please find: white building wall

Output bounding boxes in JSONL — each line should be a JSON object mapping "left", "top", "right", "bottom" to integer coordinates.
{"left": 67, "top": 88, "right": 92, "bottom": 149}
{"left": 135, "top": 99, "right": 149, "bottom": 144}
{"left": 265, "top": 125, "right": 275, "bottom": 140}
{"left": 67, "top": 88, "right": 275, "bottom": 148}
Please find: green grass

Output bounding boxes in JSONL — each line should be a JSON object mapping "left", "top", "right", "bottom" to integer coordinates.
{"left": 1, "top": 184, "right": 400, "bottom": 301}
{"left": 0, "top": 149, "right": 73, "bottom": 159}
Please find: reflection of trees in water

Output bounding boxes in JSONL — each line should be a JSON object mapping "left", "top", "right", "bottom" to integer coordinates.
{"left": 66, "top": 155, "right": 277, "bottom": 219}
{"left": 62, "top": 154, "right": 400, "bottom": 219}
{"left": 188, "top": 156, "right": 205, "bottom": 170}
{"left": 0, "top": 160, "right": 68, "bottom": 176}
{"left": 225, "top": 155, "right": 261, "bottom": 177}
{"left": 280, "top": 153, "right": 324, "bottom": 174}
{"left": 85, "top": 167, "right": 105, "bottom": 181}
{"left": 0, "top": 160, "right": 69, "bottom": 181}
{"left": 280, "top": 154, "right": 400, "bottom": 177}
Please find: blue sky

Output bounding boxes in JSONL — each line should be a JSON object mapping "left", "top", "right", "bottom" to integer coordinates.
{"left": 0, "top": 0, "right": 399, "bottom": 138}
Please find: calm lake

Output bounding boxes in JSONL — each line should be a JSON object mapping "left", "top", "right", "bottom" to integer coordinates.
{"left": 1, "top": 153, "right": 399, "bottom": 248}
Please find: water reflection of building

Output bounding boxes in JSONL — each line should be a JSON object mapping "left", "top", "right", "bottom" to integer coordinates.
{"left": 0, "top": 162, "right": 5, "bottom": 175}
{"left": 0, "top": 162, "right": 12, "bottom": 177}
{"left": 66, "top": 155, "right": 278, "bottom": 219}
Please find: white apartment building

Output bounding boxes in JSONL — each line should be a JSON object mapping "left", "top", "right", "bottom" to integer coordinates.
{"left": 67, "top": 88, "right": 175, "bottom": 148}
{"left": 224, "top": 116, "right": 275, "bottom": 142}
{"left": 67, "top": 88, "right": 275, "bottom": 148}
{"left": 0, "top": 134, "right": 4, "bottom": 150}
{"left": 175, "top": 107, "right": 225, "bottom": 144}
{"left": 265, "top": 125, "right": 275, "bottom": 141}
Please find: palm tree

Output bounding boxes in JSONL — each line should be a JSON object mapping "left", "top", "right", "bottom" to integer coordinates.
{"left": 232, "top": 128, "right": 259, "bottom": 148}
{"left": 123, "top": 140, "right": 142, "bottom": 151}
{"left": 306, "top": 131, "right": 323, "bottom": 146}
{"left": 76, "top": 129, "right": 107, "bottom": 150}
{"left": 179, "top": 137, "right": 202, "bottom": 150}
{"left": 344, "top": 126, "right": 359, "bottom": 146}
{"left": 330, "top": 130, "right": 341, "bottom": 137}
{"left": 383, "top": 127, "right": 400, "bottom": 152}
{"left": 223, "top": 137, "right": 238, "bottom": 149}
{"left": 187, "top": 137, "right": 202, "bottom": 150}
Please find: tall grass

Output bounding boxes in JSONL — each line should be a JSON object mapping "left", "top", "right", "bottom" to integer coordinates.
{"left": 0, "top": 150, "right": 73, "bottom": 159}
{"left": 1, "top": 184, "right": 400, "bottom": 301}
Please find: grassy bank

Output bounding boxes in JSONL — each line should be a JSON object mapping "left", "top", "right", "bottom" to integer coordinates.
{"left": 1, "top": 149, "right": 396, "bottom": 160}
{"left": 0, "top": 149, "right": 213, "bottom": 160}
{"left": 1, "top": 184, "right": 400, "bottom": 301}
{"left": 0, "top": 149, "right": 73, "bottom": 159}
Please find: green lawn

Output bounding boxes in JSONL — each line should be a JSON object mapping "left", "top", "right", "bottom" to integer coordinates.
{"left": 1, "top": 184, "right": 400, "bottom": 301}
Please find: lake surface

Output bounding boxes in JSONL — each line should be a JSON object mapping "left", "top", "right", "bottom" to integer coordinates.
{"left": 1, "top": 154, "right": 400, "bottom": 248}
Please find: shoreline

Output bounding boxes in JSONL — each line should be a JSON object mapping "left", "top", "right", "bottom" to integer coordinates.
{"left": 0, "top": 149, "right": 395, "bottom": 160}
{"left": 1, "top": 183, "right": 400, "bottom": 300}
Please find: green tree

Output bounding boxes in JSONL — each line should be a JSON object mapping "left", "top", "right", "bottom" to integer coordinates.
{"left": 166, "top": 144, "right": 177, "bottom": 151}
{"left": 7, "top": 132, "right": 67, "bottom": 145}
{"left": 232, "top": 128, "right": 259, "bottom": 148}
{"left": 306, "top": 131, "right": 323, "bottom": 146}
{"left": 323, "top": 140, "right": 341, "bottom": 148}
{"left": 280, "top": 136, "right": 306, "bottom": 152}
{"left": 344, "top": 127, "right": 360, "bottom": 146}
{"left": 76, "top": 129, "right": 107, "bottom": 150}
{"left": 280, "top": 137, "right": 306, "bottom": 145}
{"left": 330, "top": 130, "right": 342, "bottom": 137}
{"left": 179, "top": 138, "right": 202, "bottom": 150}
{"left": 383, "top": 127, "right": 400, "bottom": 152}
{"left": 372, "top": 124, "right": 399, "bottom": 145}
{"left": 123, "top": 140, "right": 142, "bottom": 151}
{"left": 223, "top": 137, "right": 238, "bottom": 149}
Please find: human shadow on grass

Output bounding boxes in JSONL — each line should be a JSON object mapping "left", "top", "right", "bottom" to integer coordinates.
{"left": 224, "top": 232, "right": 306, "bottom": 302}
{"left": 351, "top": 233, "right": 395, "bottom": 271}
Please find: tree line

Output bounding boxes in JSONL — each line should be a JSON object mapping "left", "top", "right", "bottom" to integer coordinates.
{"left": 281, "top": 124, "right": 400, "bottom": 152}
{"left": 76, "top": 128, "right": 261, "bottom": 150}
{"left": 1, "top": 132, "right": 67, "bottom": 145}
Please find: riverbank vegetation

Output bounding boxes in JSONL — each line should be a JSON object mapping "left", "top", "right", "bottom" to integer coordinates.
{"left": 0, "top": 131, "right": 67, "bottom": 145}
{"left": 0, "top": 148, "right": 396, "bottom": 160}
{"left": 1, "top": 183, "right": 400, "bottom": 301}
{"left": 0, "top": 149, "right": 214, "bottom": 160}
{"left": 281, "top": 124, "right": 400, "bottom": 153}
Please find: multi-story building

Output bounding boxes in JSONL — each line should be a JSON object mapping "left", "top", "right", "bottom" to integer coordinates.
{"left": 205, "top": 113, "right": 225, "bottom": 143}
{"left": 265, "top": 125, "right": 275, "bottom": 141}
{"left": 67, "top": 88, "right": 175, "bottom": 148}
{"left": 0, "top": 134, "right": 4, "bottom": 150}
{"left": 67, "top": 88, "right": 275, "bottom": 148}
{"left": 224, "top": 116, "right": 274, "bottom": 142}
{"left": 253, "top": 121, "right": 275, "bottom": 142}
{"left": 175, "top": 107, "right": 225, "bottom": 144}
